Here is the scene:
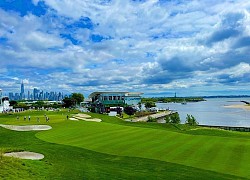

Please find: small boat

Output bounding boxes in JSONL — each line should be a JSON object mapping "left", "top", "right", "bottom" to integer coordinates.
{"left": 181, "top": 100, "right": 187, "bottom": 105}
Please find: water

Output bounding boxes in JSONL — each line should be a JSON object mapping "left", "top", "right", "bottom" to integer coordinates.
{"left": 156, "top": 98, "right": 250, "bottom": 127}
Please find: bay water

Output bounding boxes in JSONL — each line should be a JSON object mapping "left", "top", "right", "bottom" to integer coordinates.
{"left": 156, "top": 98, "right": 250, "bottom": 127}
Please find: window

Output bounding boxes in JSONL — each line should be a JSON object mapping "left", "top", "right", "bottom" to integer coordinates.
{"left": 109, "top": 96, "right": 112, "bottom": 100}
{"left": 113, "top": 96, "right": 117, "bottom": 100}
{"left": 104, "top": 96, "right": 107, "bottom": 100}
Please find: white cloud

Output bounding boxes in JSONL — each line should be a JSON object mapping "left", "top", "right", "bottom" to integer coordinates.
{"left": 1, "top": 0, "right": 250, "bottom": 95}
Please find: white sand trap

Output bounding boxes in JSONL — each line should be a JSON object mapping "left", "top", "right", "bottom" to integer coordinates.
{"left": 69, "top": 117, "right": 79, "bottom": 121}
{"left": 74, "top": 114, "right": 91, "bottom": 118}
{"left": 4, "top": 151, "right": 44, "bottom": 160}
{"left": 0, "top": 124, "right": 52, "bottom": 131}
{"left": 80, "top": 118, "right": 102, "bottom": 122}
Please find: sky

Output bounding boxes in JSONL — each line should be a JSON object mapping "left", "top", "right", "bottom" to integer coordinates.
{"left": 0, "top": 0, "right": 250, "bottom": 97}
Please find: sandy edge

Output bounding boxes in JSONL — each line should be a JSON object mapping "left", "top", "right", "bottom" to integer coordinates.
{"left": 3, "top": 151, "right": 44, "bottom": 160}
{"left": 224, "top": 104, "right": 250, "bottom": 110}
{"left": 0, "top": 124, "right": 52, "bottom": 131}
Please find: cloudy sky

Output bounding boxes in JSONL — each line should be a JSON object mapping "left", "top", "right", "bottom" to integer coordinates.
{"left": 0, "top": 0, "right": 250, "bottom": 97}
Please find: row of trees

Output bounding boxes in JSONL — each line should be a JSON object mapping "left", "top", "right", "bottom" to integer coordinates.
{"left": 10, "top": 93, "right": 85, "bottom": 109}
{"left": 142, "top": 97, "right": 205, "bottom": 103}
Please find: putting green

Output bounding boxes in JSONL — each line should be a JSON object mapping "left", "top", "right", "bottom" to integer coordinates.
{"left": 36, "top": 120, "right": 250, "bottom": 178}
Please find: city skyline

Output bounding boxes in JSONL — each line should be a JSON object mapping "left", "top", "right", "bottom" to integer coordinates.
{"left": 0, "top": 1, "right": 250, "bottom": 97}
{"left": 7, "top": 81, "right": 66, "bottom": 101}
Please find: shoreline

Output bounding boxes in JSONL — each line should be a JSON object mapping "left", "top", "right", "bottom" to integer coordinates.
{"left": 224, "top": 104, "right": 250, "bottom": 111}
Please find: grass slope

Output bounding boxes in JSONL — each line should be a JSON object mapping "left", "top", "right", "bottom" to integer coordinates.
{"left": 1, "top": 110, "right": 249, "bottom": 179}
{"left": 36, "top": 120, "right": 250, "bottom": 179}
{"left": 1, "top": 127, "right": 241, "bottom": 179}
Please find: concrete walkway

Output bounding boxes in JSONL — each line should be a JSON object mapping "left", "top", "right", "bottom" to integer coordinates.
{"left": 134, "top": 111, "right": 172, "bottom": 122}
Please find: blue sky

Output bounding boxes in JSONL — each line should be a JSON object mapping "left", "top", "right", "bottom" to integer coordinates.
{"left": 0, "top": 0, "right": 250, "bottom": 97}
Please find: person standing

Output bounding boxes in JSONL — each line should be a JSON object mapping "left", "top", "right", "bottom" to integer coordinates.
{"left": 28, "top": 116, "right": 31, "bottom": 121}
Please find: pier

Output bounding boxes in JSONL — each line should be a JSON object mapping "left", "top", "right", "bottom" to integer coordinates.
{"left": 240, "top": 100, "right": 250, "bottom": 105}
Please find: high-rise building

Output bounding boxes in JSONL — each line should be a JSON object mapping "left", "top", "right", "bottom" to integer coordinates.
{"left": 20, "top": 81, "right": 25, "bottom": 100}
{"left": 8, "top": 92, "right": 14, "bottom": 100}
{"left": 28, "top": 91, "right": 30, "bottom": 100}
{"left": 33, "top": 88, "right": 39, "bottom": 100}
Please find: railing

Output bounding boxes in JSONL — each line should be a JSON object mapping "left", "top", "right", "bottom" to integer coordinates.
{"left": 199, "top": 125, "right": 250, "bottom": 132}
{"left": 102, "top": 100, "right": 124, "bottom": 105}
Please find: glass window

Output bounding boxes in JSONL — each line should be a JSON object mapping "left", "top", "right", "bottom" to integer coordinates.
{"left": 104, "top": 96, "right": 107, "bottom": 100}
{"left": 109, "top": 96, "right": 112, "bottom": 100}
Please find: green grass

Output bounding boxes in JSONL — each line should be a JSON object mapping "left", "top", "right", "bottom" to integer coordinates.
{"left": 1, "top": 110, "right": 250, "bottom": 179}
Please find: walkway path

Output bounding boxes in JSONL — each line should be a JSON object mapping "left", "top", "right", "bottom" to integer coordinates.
{"left": 134, "top": 111, "right": 172, "bottom": 122}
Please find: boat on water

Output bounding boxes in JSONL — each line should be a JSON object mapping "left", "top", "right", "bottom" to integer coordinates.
{"left": 181, "top": 100, "right": 187, "bottom": 105}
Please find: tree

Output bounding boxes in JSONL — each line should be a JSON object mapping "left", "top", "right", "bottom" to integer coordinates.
{"left": 144, "top": 101, "right": 156, "bottom": 109}
{"left": 9, "top": 100, "right": 18, "bottom": 106}
{"left": 185, "top": 114, "right": 198, "bottom": 126}
{"left": 63, "top": 93, "right": 84, "bottom": 108}
{"left": 62, "top": 97, "right": 75, "bottom": 108}
{"left": 170, "top": 112, "right": 180, "bottom": 124}
{"left": 15, "top": 102, "right": 28, "bottom": 110}
{"left": 34, "top": 101, "right": 45, "bottom": 108}
{"left": 165, "top": 115, "right": 171, "bottom": 123}
{"left": 71, "top": 93, "right": 84, "bottom": 105}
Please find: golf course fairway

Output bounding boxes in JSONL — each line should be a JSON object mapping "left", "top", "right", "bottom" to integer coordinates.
{"left": 1, "top": 110, "right": 250, "bottom": 179}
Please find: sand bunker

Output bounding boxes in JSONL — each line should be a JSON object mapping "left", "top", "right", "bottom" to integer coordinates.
{"left": 0, "top": 124, "right": 52, "bottom": 131}
{"left": 72, "top": 113, "right": 102, "bottom": 122}
{"left": 4, "top": 151, "right": 44, "bottom": 160}
{"left": 69, "top": 117, "right": 79, "bottom": 121}
{"left": 79, "top": 118, "right": 102, "bottom": 122}
{"left": 74, "top": 114, "right": 91, "bottom": 118}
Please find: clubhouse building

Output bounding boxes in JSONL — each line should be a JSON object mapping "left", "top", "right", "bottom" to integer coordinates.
{"left": 88, "top": 92, "right": 143, "bottom": 107}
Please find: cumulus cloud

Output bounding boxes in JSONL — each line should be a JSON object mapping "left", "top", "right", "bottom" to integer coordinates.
{"left": 1, "top": 0, "right": 250, "bottom": 96}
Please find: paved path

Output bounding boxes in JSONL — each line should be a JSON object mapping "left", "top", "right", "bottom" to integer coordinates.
{"left": 134, "top": 111, "right": 172, "bottom": 122}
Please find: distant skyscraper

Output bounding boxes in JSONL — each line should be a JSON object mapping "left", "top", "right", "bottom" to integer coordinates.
{"left": 28, "top": 91, "right": 30, "bottom": 100}
{"left": 9, "top": 92, "right": 14, "bottom": 100}
{"left": 33, "top": 88, "right": 39, "bottom": 100}
{"left": 20, "top": 81, "right": 25, "bottom": 100}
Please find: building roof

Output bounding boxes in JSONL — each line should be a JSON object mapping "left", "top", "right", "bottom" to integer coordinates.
{"left": 88, "top": 92, "right": 143, "bottom": 98}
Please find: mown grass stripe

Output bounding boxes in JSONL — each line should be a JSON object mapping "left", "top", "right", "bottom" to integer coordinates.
{"left": 34, "top": 113, "right": 250, "bottom": 179}
{"left": 223, "top": 140, "right": 250, "bottom": 177}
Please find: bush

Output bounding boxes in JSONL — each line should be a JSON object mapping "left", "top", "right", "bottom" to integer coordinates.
{"left": 147, "top": 116, "right": 156, "bottom": 122}
{"left": 144, "top": 101, "right": 156, "bottom": 109}
{"left": 135, "top": 111, "right": 154, "bottom": 118}
{"left": 124, "top": 106, "right": 136, "bottom": 116}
